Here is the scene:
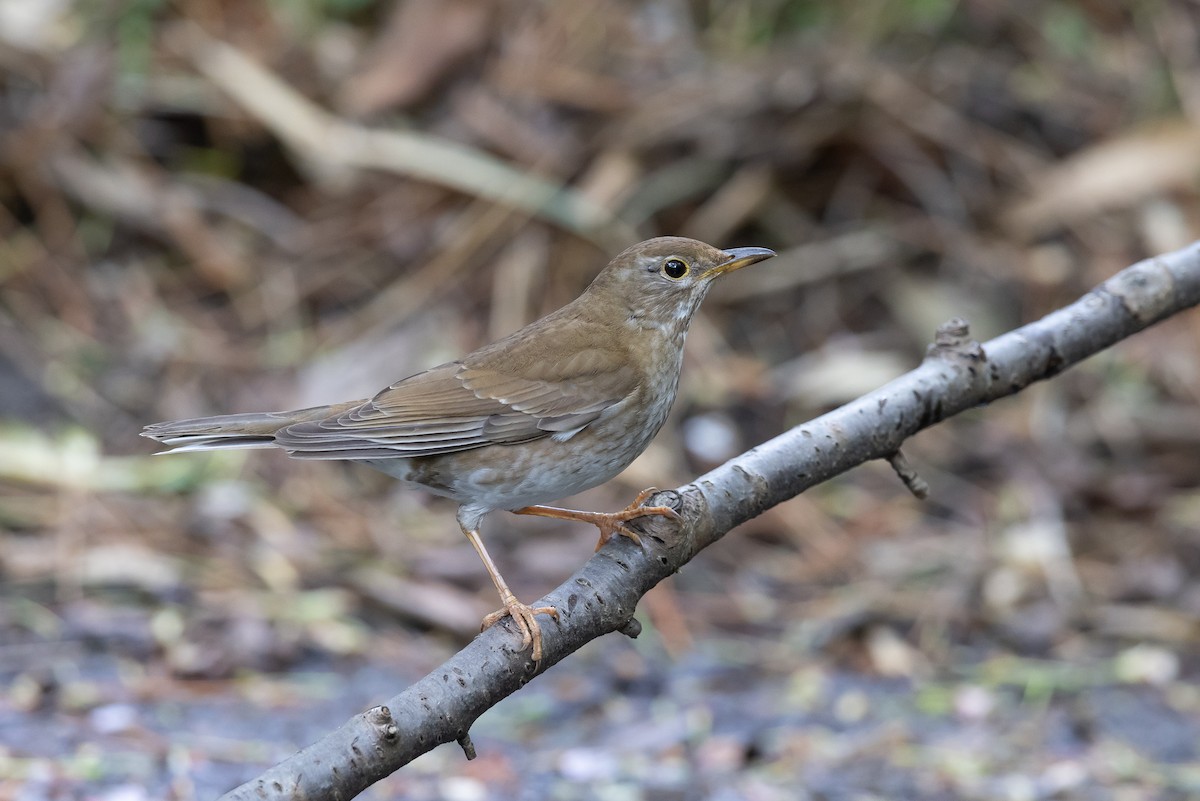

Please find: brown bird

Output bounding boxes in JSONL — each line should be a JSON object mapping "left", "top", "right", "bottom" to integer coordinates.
{"left": 143, "top": 237, "right": 775, "bottom": 659}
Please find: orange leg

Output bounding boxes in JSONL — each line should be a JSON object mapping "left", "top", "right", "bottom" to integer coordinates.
{"left": 512, "top": 487, "right": 681, "bottom": 552}
{"left": 462, "top": 525, "right": 558, "bottom": 661}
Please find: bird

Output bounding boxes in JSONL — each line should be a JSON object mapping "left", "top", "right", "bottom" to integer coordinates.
{"left": 142, "top": 237, "right": 775, "bottom": 660}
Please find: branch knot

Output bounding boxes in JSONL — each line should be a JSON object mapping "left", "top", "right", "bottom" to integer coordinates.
{"left": 927, "top": 317, "right": 986, "bottom": 366}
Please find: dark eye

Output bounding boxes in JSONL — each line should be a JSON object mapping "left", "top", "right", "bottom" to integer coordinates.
{"left": 662, "top": 258, "right": 689, "bottom": 279}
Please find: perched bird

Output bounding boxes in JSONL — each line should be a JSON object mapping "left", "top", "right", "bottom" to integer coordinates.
{"left": 143, "top": 237, "right": 775, "bottom": 660}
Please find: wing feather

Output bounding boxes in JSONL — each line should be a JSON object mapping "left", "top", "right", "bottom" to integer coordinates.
{"left": 275, "top": 341, "right": 640, "bottom": 460}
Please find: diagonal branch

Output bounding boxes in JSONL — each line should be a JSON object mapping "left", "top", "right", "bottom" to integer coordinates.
{"left": 219, "top": 241, "right": 1200, "bottom": 801}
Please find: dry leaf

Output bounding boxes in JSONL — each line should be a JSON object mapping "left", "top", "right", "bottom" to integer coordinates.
{"left": 1003, "top": 120, "right": 1200, "bottom": 237}
{"left": 340, "top": 0, "right": 491, "bottom": 116}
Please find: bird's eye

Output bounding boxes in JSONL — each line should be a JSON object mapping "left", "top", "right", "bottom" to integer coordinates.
{"left": 661, "top": 258, "right": 689, "bottom": 279}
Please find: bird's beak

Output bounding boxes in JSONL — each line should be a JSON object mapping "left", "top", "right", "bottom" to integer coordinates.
{"left": 703, "top": 246, "right": 776, "bottom": 279}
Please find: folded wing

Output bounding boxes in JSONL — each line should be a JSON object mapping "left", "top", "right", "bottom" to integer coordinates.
{"left": 276, "top": 345, "right": 637, "bottom": 460}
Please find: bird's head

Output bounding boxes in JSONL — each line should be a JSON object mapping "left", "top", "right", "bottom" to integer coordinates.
{"left": 585, "top": 236, "right": 775, "bottom": 331}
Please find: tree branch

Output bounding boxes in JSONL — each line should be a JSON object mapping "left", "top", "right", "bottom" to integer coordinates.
{"left": 219, "top": 242, "right": 1200, "bottom": 800}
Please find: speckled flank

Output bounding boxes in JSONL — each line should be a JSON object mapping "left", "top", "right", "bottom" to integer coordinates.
{"left": 363, "top": 361, "right": 679, "bottom": 512}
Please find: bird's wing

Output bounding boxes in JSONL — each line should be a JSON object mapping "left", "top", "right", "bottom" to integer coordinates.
{"left": 276, "top": 346, "right": 638, "bottom": 459}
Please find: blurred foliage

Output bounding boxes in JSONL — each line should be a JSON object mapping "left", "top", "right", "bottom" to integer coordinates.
{"left": 2, "top": 0, "right": 1200, "bottom": 798}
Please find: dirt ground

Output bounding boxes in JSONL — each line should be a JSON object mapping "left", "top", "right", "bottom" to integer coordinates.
{"left": 2, "top": 2, "right": 1200, "bottom": 799}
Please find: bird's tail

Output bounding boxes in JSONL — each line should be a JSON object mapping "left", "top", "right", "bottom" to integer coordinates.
{"left": 141, "top": 402, "right": 356, "bottom": 454}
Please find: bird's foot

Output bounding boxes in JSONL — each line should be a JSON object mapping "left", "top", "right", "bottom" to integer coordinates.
{"left": 590, "top": 487, "right": 682, "bottom": 551}
{"left": 481, "top": 594, "right": 559, "bottom": 661}
{"left": 512, "top": 487, "right": 681, "bottom": 552}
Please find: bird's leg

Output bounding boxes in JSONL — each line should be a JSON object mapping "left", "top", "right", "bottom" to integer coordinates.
{"left": 512, "top": 487, "right": 681, "bottom": 552}
{"left": 461, "top": 524, "right": 558, "bottom": 661}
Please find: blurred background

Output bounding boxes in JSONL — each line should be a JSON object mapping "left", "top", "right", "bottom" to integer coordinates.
{"left": 3, "top": 1, "right": 1200, "bottom": 799}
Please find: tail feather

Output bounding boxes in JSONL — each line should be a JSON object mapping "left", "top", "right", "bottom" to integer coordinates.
{"left": 141, "top": 403, "right": 357, "bottom": 454}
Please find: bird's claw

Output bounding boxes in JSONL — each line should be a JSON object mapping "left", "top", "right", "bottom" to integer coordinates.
{"left": 481, "top": 595, "right": 559, "bottom": 661}
{"left": 593, "top": 487, "right": 681, "bottom": 551}
{"left": 508, "top": 489, "right": 682, "bottom": 552}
